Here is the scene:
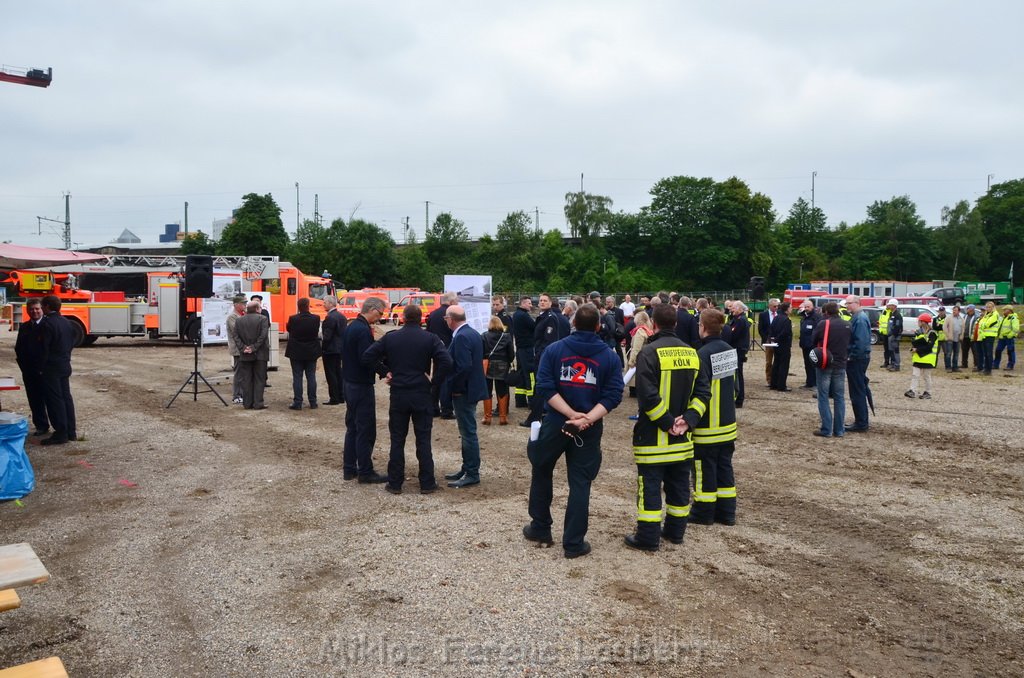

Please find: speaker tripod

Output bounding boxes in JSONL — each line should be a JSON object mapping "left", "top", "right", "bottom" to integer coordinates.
{"left": 166, "top": 334, "right": 229, "bottom": 408}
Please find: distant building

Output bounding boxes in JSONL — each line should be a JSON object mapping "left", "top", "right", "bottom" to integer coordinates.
{"left": 114, "top": 228, "right": 142, "bottom": 244}
{"left": 158, "top": 224, "right": 180, "bottom": 243}
{"left": 212, "top": 217, "right": 233, "bottom": 241}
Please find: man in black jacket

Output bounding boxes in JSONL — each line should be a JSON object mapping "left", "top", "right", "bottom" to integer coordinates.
{"left": 769, "top": 302, "right": 793, "bottom": 391}
{"left": 728, "top": 301, "right": 750, "bottom": 408}
{"left": 511, "top": 296, "right": 536, "bottom": 408}
{"left": 522, "top": 294, "right": 566, "bottom": 427}
{"left": 362, "top": 304, "right": 452, "bottom": 494}
{"left": 38, "top": 295, "right": 76, "bottom": 445}
{"left": 675, "top": 296, "right": 700, "bottom": 347}
{"left": 321, "top": 296, "right": 347, "bottom": 405}
{"left": 285, "top": 297, "right": 322, "bottom": 410}
{"left": 797, "top": 300, "right": 822, "bottom": 388}
{"left": 14, "top": 298, "right": 49, "bottom": 435}
{"left": 811, "top": 302, "right": 852, "bottom": 437}
{"left": 758, "top": 298, "right": 780, "bottom": 385}
{"left": 427, "top": 292, "right": 456, "bottom": 417}
{"left": 341, "top": 297, "right": 388, "bottom": 483}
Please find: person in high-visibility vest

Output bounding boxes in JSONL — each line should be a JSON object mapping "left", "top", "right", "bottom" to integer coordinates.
{"left": 878, "top": 304, "right": 892, "bottom": 368}
{"left": 905, "top": 314, "right": 939, "bottom": 400}
{"left": 977, "top": 301, "right": 1001, "bottom": 375}
{"left": 993, "top": 305, "right": 1020, "bottom": 371}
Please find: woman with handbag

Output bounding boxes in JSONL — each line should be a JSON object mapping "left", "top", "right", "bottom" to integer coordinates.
{"left": 481, "top": 316, "right": 515, "bottom": 425}
{"left": 625, "top": 311, "right": 653, "bottom": 400}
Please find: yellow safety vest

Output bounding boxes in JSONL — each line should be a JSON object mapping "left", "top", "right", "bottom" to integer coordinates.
{"left": 934, "top": 315, "right": 946, "bottom": 342}
{"left": 911, "top": 330, "right": 939, "bottom": 367}
{"left": 998, "top": 313, "right": 1020, "bottom": 339}
{"left": 878, "top": 308, "right": 891, "bottom": 336}
{"left": 978, "top": 311, "right": 1001, "bottom": 339}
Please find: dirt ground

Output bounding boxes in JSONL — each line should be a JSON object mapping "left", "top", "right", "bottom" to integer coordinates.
{"left": 1, "top": 330, "right": 1022, "bottom": 677}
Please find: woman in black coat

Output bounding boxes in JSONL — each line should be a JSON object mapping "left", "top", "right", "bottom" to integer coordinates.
{"left": 769, "top": 302, "right": 793, "bottom": 391}
{"left": 481, "top": 315, "right": 515, "bottom": 425}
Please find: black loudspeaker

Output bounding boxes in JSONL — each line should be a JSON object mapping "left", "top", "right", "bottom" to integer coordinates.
{"left": 749, "top": 276, "right": 766, "bottom": 300}
{"left": 184, "top": 255, "right": 214, "bottom": 298}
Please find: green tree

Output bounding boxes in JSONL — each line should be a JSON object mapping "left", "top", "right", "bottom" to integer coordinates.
{"left": 423, "top": 212, "right": 471, "bottom": 268}
{"left": 217, "top": 193, "right": 290, "bottom": 256}
{"left": 861, "top": 196, "right": 933, "bottom": 281}
{"left": 934, "top": 200, "right": 989, "bottom": 280}
{"left": 783, "top": 197, "right": 828, "bottom": 251}
{"left": 328, "top": 218, "right": 398, "bottom": 288}
{"left": 287, "top": 219, "right": 336, "bottom": 277}
{"left": 492, "top": 211, "right": 543, "bottom": 290}
{"left": 179, "top": 230, "right": 215, "bottom": 256}
{"left": 395, "top": 243, "right": 437, "bottom": 290}
{"left": 976, "top": 179, "right": 1024, "bottom": 280}
{"left": 564, "top": 192, "right": 614, "bottom": 241}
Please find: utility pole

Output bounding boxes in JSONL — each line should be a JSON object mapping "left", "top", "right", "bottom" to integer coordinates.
{"left": 314, "top": 194, "right": 321, "bottom": 226}
{"left": 988, "top": 173, "right": 995, "bottom": 192}
{"left": 184, "top": 201, "right": 189, "bottom": 234}
{"left": 63, "top": 192, "right": 70, "bottom": 249}
{"left": 295, "top": 182, "right": 300, "bottom": 233}
{"left": 535, "top": 206, "right": 540, "bottom": 231}
{"left": 425, "top": 201, "right": 430, "bottom": 232}
{"left": 403, "top": 216, "right": 410, "bottom": 243}
{"left": 811, "top": 171, "right": 817, "bottom": 211}
{"left": 580, "top": 173, "right": 584, "bottom": 193}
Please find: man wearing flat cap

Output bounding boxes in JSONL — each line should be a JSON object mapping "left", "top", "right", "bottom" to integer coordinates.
{"left": 226, "top": 295, "right": 247, "bottom": 404}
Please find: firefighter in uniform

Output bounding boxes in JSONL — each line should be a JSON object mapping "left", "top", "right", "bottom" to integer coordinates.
{"left": 512, "top": 296, "right": 536, "bottom": 408}
{"left": 690, "top": 309, "right": 738, "bottom": 526}
{"left": 878, "top": 303, "right": 892, "bottom": 368}
{"left": 624, "top": 303, "right": 711, "bottom": 551}
{"left": 905, "top": 314, "right": 939, "bottom": 399}
{"left": 522, "top": 294, "right": 568, "bottom": 427}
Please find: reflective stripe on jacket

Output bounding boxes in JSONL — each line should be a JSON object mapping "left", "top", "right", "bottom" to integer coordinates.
{"left": 911, "top": 329, "right": 939, "bottom": 368}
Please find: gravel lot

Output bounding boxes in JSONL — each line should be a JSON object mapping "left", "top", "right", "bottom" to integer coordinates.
{"left": 1, "top": 330, "right": 1022, "bottom": 677}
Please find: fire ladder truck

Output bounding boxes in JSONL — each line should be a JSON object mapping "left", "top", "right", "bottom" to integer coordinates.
{"left": 0, "top": 64, "right": 52, "bottom": 88}
{"left": 5, "top": 256, "right": 337, "bottom": 346}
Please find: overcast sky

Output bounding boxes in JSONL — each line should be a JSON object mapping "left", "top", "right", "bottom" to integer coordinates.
{"left": 3, "top": 1, "right": 1022, "bottom": 250}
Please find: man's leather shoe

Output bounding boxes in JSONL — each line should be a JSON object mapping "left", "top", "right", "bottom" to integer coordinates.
{"left": 420, "top": 485, "right": 439, "bottom": 495}
{"left": 715, "top": 516, "right": 737, "bottom": 526}
{"left": 845, "top": 426, "right": 868, "bottom": 433}
{"left": 309, "top": 403, "right": 318, "bottom": 409}
{"left": 384, "top": 484, "right": 402, "bottom": 495}
{"left": 31, "top": 429, "right": 50, "bottom": 437}
{"left": 522, "top": 524, "right": 554, "bottom": 546}
{"left": 444, "top": 470, "right": 465, "bottom": 481}
{"left": 41, "top": 435, "right": 68, "bottom": 446}
{"left": 447, "top": 476, "right": 479, "bottom": 488}
{"left": 439, "top": 412, "right": 455, "bottom": 420}
{"left": 661, "top": 530, "right": 683, "bottom": 545}
{"left": 624, "top": 534, "right": 659, "bottom": 552}
{"left": 343, "top": 472, "right": 357, "bottom": 480}
{"left": 688, "top": 514, "right": 714, "bottom": 526}
{"left": 358, "top": 472, "right": 389, "bottom": 484}
{"left": 812, "top": 430, "right": 830, "bottom": 437}
{"left": 288, "top": 403, "right": 302, "bottom": 410}
{"left": 564, "top": 542, "right": 592, "bottom": 559}
{"left": 324, "top": 400, "right": 342, "bottom": 406}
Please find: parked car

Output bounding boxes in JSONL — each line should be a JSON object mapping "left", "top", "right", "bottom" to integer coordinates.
{"left": 390, "top": 293, "right": 442, "bottom": 325}
{"left": 895, "top": 304, "right": 940, "bottom": 337}
{"left": 862, "top": 307, "right": 883, "bottom": 345}
{"left": 920, "top": 287, "right": 965, "bottom": 305}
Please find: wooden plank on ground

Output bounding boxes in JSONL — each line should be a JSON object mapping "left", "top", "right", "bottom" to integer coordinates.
{"left": 0, "top": 544, "right": 50, "bottom": 590}
{"left": 0, "top": 589, "right": 20, "bottom": 612}
{"left": 0, "top": 657, "right": 68, "bottom": 678}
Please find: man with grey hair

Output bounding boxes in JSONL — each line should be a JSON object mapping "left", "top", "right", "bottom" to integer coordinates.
{"left": 340, "top": 296, "right": 389, "bottom": 483}
{"left": 562, "top": 299, "right": 578, "bottom": 331}
{"left": 232, "top": 300, "right": 270, "bottom": 409}
{"left": 728, "top": 301, "right": 750, "bottom": 407}
{"left": 427, "top": 291, "right": 458, "bottom": 418}
{"left": 759, "top": 298, "right": 781, "bottom": 384}
{"left": 321, "top": 295, "right": 347, "bottom": 405}
{"left": 226, "top": 295, "right": 247, "bottom": 404}
{"left": 444, "top": 305, "right": 487, "bottom": 488}
{"left": 675, "top": 296, "right": 700, "bottom": 346}
{"left": 845, "top": 295, "right": 872, "bottom": 432}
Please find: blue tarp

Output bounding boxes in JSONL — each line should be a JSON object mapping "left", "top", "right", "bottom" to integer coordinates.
{"left": 0, "top": 414, "right": 34, "bottom": 500}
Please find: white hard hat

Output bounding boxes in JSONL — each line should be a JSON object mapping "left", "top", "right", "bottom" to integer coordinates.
{"left": 838, "top": 299, "right": 847, "bottom": 307}
{"left": 886, "top": 298, "right": 898, "bottom": 306}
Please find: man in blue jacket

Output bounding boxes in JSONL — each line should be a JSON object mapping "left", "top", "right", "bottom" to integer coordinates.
{"left": 340, "top": 297, "right": 388, "bottom": 483}
{"left": 444, "top": 305, "right": 488, "bottom": 488}
{"left": 845, "top": 296, "right": 872, "bottom": 432}
{"left": 523, "top": 303, "right": 624, "bottom": 559}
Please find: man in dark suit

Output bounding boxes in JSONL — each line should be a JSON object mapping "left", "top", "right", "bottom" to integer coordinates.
{"left": 675, "top": 296, "right": 700, "bottom": 347}
{"left": 769, "top": 302, "right": 793, "bottom": 391}
{"left": 285, "top": 297, "right": 322, "bottom": 410}
{"left": 38, "top": 295, "right": 76, "bottom": 445}
{"left": 511, "top": 296, "right": 536, "bottom": 408}
{"left": 321, "top": 296, "right": 347, "bottom": 405}
{"left": 341, "top": 297, "right": 388, "bottom": 483}
{"left": 759, "top": 298, "right": 781, "bottom": 385}
{"left": 444, "top": 305, "right": 488, "bottom": 488}
{"left": 728, "top": 301, "right": 751, "bottom": 408}
{"left": 14, "top": 298, "right": 49, "bottom": 435}
{"left": 232, "top": 300, "right": 270, "bottom": 409}
{"left": 427, "top": 292, "right": 456, "bottom": 418}
{"left": 361, "top": 304, "right": 453, "bottom": 494}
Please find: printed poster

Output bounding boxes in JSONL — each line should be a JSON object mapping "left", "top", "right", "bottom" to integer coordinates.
{"left": 444, "top": 274, "right": 492, "bottom": 334}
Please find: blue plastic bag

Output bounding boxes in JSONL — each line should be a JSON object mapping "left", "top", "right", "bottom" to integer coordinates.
{"left": 0, "top": 414, "right": 34, "bottom": 500}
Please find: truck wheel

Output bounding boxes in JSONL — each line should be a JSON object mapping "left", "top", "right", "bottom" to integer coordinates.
{"left": 70, "top": 320, "right": 86, "bottom": 348}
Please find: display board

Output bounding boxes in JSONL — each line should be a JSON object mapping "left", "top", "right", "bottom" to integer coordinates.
{"left": 444, "top": 274, "right": 492, "bottom": 334}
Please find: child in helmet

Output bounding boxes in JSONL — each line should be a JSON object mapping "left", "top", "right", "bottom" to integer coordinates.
{"left": 906, "top": 314, "right": 939, "bottom": 400}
